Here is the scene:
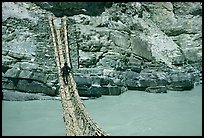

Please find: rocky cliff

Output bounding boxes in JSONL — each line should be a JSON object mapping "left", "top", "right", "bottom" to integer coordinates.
{"left": 2, "top": 2, "right": 202, "bottom": 101}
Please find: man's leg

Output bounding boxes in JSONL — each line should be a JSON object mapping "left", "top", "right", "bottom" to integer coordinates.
{"left": 63, "top": 76, "right": 66, "bottom": 84}
{"left": 65, "top": 75, "right": 68, "bottom": 85}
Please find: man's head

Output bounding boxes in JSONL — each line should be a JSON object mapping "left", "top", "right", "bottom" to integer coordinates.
{"left": 64, "top": 62, "right": 68, "bottom": 66}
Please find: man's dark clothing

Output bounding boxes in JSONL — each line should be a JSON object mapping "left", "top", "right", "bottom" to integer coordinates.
{"left": 61, "top": 65, "right": 71, "bottom": 85}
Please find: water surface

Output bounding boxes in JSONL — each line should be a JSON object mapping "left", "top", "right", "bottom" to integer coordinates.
{"left": 2, "top": 100, "right": 65, "bottom": 136}
{"left": 2, "top": 85, "right": 202, "bottom": 136}
{"left": 83, "top": 84, "right": 202, "bottom": 136}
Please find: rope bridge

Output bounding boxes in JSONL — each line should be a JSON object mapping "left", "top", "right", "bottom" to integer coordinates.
{"left": 48, "top": 16, "right": 110, "bottom": 136}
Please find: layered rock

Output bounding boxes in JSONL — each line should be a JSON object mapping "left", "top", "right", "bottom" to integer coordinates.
{"left": 34, "top": 2, "right": 113, "bottom": 16}
{"left": 2, "top": 2, "right": 202, "bottom": 101}
{"left": 2, "top": 2, "right": 58, "bottom": 99}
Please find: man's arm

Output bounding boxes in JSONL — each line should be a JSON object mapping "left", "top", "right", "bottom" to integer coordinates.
{"left": 68, "top": 67, "right": 72, "bottom": 73}
{"left": 60, "top": 67, "right": 64, "bottom": 76}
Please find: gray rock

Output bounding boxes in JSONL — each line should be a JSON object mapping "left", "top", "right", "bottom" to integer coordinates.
{"left": 172, "top": 55, "right": 185, "bottom": 66}
{"left": 101, "top": 77, "right": 115, "bottom": 86}
{"left": 109, "top": 30, "right": 130, "bottom": 48}
{"left": 34, "top": 2, "right": 113, "bottom": 16}
{"left": 107, "top": 85, "right": 121, "bottom": 95}
{"left": 88, "top": 85, "right": 103, "bottom": 97}
{"left": 183, "top": 48, "right": 200, "bottom": 63}
{"left": 31, "top": 71, "right": 48, "bottom": 83}
{"left": 2, "top": 2, "right": 202, "bottom": 100}
{"left": 74, "top": 75, "right": 92, "bottom": 87}
{"left": 167, "top": 72, "right": 194, "bottom": 91}
{"left": 2, "top": 55, "right": 17, "bottom": 67}
{"left": 17, "top": 80, "right": 56, "bottom": 96}
{"left": 145, "top": 86, "right": 167, "bottom": 93}
{"left": 4, "top": 67, "right": 21, "bottom": 78}
{"left": 3, "top": 89, "right": 60, "bottom": 101}
{"left": 19, "top": 62, "right": 39, "bottom": 71}
{"left": 2, "top": 77, "right": 17, "bottom": 90}
{"left": 18, "top": 70, "right": 33, "bottom": 79}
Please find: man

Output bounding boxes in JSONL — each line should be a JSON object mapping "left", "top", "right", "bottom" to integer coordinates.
{"left": 61, "top": 62, "right": 71, "bottom": 85}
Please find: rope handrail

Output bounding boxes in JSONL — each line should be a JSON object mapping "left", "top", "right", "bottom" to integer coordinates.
{"left": 48, "top": 16, "right": 110, "bottom": 136}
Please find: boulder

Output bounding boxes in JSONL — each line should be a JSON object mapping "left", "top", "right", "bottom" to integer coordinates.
{"left": 3, "top": 89, "right": 60, "bottom": 101}
{"left": 16, "top": 79, "right": 56, "bottom": 96}
{"left": 31, "top": 71, "right": 48, "bottom": 83}
{"left": 74, "top": 75, "right": 92, "bottom": 87}
{"left": 18, "top": 70, "right": 33, "bottom": 79}
{"left": 2, "top": 77, "right": 16, "bottom": 90}
{"left": 88, "top": 85, "right": 103, "bottom": 97}
{"left": 167, "top": 72, "right": 194, "bottom": 91}
{"left": 106, "top": 85, "right": 122, "bottom": 95}
{"left": 145, "top": 86, "right": 167, "bottom": 93}
{"left": 77, "top": 85, "right": 90, "bottom": 97}
{"left": 4, "top": 67, "right": 21, "bottom": 78}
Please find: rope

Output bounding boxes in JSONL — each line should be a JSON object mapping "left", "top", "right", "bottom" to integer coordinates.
{"left": 48, "top": 16, "right": 110, "bottom": 136}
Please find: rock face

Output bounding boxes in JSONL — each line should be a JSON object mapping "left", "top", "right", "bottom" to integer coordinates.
{"left": 34, "top": 2, "right": 113, "bottom": 16}
{"left": 145, "top": 86, "right": 167, "bottom": 93}
{"left": 2, "top": 2, "right": 58, "bottom": 99}
{"left": 2, "top": 2, "right": 202, "bottom": 100}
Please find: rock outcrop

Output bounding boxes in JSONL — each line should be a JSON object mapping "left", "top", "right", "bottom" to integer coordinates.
{"left": 34, "top": 2, "right": 113, "bottom": 16}
{"left": 2, "top": 2, "right": 202, "bottom": 101}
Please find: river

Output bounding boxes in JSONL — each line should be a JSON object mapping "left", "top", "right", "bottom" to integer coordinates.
{"left": 2, "top": 84, "right": 202, "bottom": 136}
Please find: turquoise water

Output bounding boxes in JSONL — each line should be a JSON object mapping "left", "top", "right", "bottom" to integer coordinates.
{"left": 83, "top": 84, "right": 202, "bottom": 136}
{"left": 2, "top": 100, "right": 65, "bottom": 136}
{"left": 2, "top": 85, "right": 202, "bottom": 136}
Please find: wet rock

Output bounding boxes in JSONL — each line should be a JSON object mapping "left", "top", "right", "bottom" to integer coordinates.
{"left": 167, "top": 72, "right": 194, "bottom": 91}
{"left": 77, "top": 85, "right": 89, "bottom": 96}
{"left": 17, "top": 79, "right": 56, "bottom": 96}
{"left": 3, "top": 89, "right": 59, "bottom": 101}
{"left": 145, "top": 86, "right": 167, "bottom": 93}
{"left": 106, "top": 85, "right": 121, "bottom": 95}
{"left": 88, "top": 85, "right": 103, "bottom": 97}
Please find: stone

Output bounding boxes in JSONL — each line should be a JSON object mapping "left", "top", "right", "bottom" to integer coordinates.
{"left": 18, "top": 70, "right": 32, "bottom": 79}
{"left": 167, "top": 72, "right": 194, "bottom": 91}
{"left": 88, "top": 85, "right": 103, "bottom": 97}
{"left": 2, "top": 77, "right": 16, "bottom": 90}
{"left": 108, "top": 85, "right": 121, "bottom": 95}
{"left": 2, "top": 2, "right": 202, "bottom": 100}
{"left": 31, "top": 71, "right": 48, "bottom": 84}
{"left": 109, "top": 30, "right": 130, "bottom": 48}
{"left": 3, "top": 89, "right": 59, "bottom": 101}
{"left": 16, "top": 80, "right": 56, "bottom": 96}
{"left": 145, "top": 86, "right": 167, "bottom": 93}
{"left": 2, "top": 55, "right": 17, "bottom": 67}
{"left": 19, "top": 62, "right": 39, "bottom": 71}
{"left": 74, "top": 75, "right": 92, "bottom": 87}
{"left": 4, "top": 67, "right": 21, "bottom": 78}
{"left": 101, "top": 77, "right": 115, "bottom": 86}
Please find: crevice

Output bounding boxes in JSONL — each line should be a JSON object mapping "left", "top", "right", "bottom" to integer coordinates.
{"left": 2, "top": 66, "right": 11, "bottom": 73}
